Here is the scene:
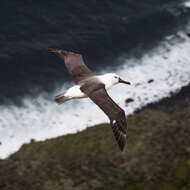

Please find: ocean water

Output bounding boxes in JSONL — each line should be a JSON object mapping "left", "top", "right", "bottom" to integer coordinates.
{"left": 0, "top": 0, "right": 190, "bottom": 158}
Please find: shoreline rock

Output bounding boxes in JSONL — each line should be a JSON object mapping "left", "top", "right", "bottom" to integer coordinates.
{"left": 138, "top": 84, "right": 190, "bottom": 115}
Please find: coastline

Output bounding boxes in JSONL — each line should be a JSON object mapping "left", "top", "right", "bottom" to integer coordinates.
{"left": 135, "top": 83, "right": 190, "bottom": 115}
{"left": 0, "top": 84, "right": 190, "bottom": 189}
{"left": 0, "top": 0, "right": 190, "bottom": 189}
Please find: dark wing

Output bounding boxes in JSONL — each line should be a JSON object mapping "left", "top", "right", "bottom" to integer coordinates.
{"left": 48, "top": 48, "right": 94, "bottom": 84}
{"left": 81, "top": 84, "right": 127, "bottom": 151}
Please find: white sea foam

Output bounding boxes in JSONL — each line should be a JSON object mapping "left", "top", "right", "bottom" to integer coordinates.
{"left": 184, "top": 1, "right": 190, "bottom": 8}
{"left": 0, "top": 32, "right": 190, "bottom": 159}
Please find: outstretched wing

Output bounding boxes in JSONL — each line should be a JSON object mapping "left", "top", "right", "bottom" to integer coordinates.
{"left": 81, "top": 84, "right": 127, "bottom": 151}
{"left": 48, "top": 48, "right": 94, "bottom": 84}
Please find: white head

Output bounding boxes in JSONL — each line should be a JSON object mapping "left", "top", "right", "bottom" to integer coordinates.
{"left": 100, "top": 73, "right": 131, "bottom": 89}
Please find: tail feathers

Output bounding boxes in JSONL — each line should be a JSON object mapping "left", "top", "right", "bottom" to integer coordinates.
{"left": 54, "top": 94, "right": 70, "bottom": 104}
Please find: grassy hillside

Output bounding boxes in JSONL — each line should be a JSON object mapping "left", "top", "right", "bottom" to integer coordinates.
{"left": 0, "top": 107, "right": 190, "bottom": 190}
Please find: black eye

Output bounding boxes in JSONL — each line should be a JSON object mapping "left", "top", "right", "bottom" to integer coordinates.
{"left": 114, "top": 76, "right": 118, "bottom": 79}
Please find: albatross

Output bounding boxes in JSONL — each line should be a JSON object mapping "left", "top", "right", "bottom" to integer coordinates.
{"left": 48, "top": 48, "right": 131, "bottom": 151}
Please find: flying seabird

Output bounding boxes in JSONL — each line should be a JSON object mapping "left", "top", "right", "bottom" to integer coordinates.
{"left": 48, "top": 48, "right": 131, "bottom": 151}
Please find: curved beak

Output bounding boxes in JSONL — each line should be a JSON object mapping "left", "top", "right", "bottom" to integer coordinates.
{"left": 119, "top": 78, "right": 131, "bottom": 85}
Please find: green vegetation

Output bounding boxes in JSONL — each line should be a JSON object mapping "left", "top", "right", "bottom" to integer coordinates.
{"left": 0, "top": 107, "right": 190, "bottom": 190}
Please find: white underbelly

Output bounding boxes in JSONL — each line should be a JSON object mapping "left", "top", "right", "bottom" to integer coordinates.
{"left": 65, "top": 85, "right": 87, "bottom": 99}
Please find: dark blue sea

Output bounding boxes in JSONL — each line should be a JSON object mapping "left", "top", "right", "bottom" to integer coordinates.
{"left": 0, "top": 0, "right": 190, "bottom": 158}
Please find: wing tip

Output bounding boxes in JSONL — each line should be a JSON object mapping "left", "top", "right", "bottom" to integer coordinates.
{"left": 47, "top": 48, "right": 68, "bottom": 57}
{"left": 118, "top": 135, "right": 126, "bottom": 152}
{"left": 111, "top": 120, "right": 127, "bottom": 152}
{"left": 47, "top": 47, "right": 54, "bottom": 51}
{"left": 47, "top": 48, "right": 58, "bottom": 55}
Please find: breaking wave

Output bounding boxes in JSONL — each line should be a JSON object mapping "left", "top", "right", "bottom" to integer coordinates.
{"left": 0, "top": 31, "right": 190, "bottom": 159}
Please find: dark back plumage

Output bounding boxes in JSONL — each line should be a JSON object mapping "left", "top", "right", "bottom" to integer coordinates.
{"left": 48, "top": 48, "right": 127, "bottom": 151}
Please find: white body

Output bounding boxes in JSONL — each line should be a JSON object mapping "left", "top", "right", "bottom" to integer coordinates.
{"left": 64, "top": 85, "right": 87, "bottom": 99}
{"left": 64, "top": 73, "right": 120, "bottom": 99}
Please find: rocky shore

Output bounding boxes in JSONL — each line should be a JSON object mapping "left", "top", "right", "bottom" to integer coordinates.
{"left": 0, "top": 85, "right": 190, "bottom": 190}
